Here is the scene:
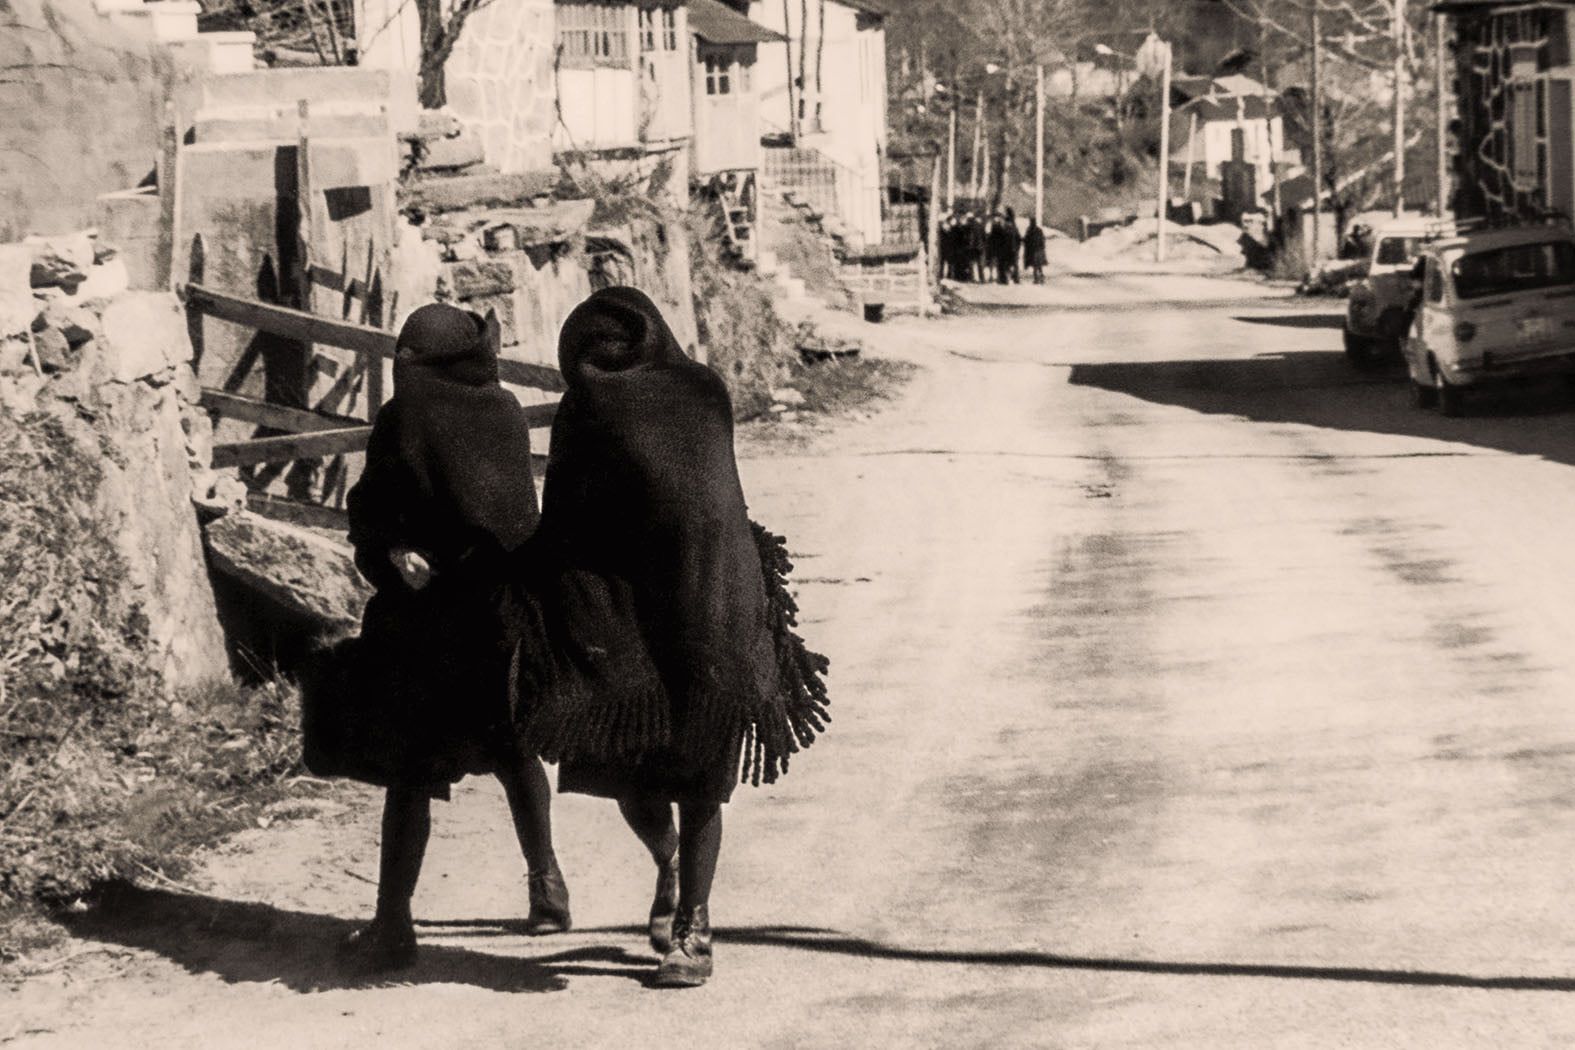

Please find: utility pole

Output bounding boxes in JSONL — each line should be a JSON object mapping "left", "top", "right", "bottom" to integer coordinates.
{"left": 1311, "top": 0, "right": 1324, "bottom": 260}
{"left": 971, "top": 90, "right": 984, "bottom": 203}
{"left": 1035, "top": 63, "right": 1046, "bottom": 226}
{"left": 947, "top": 105, "right": 958, "bottom": 210}
{"left": 1435, "top": 12, "right": 1448, "bottom": 217}
{"left": 1393, "top": 0, "right": 1406, "bottom": 216}
{"left": 1156, "top": 39, "right": 1172, "bottom": 262}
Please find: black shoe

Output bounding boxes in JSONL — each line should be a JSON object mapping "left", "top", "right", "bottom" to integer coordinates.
{"left": 654, "top": 905, "right": 712, "bottom": 988}
{"left": 648, "top": 856, "right": 680, "bottom": 954}
{"left": 523, "top": 865, "right": 572, "bottom": 935}
{"left": 338, "top": 918, "right": 417, "bottom": 973}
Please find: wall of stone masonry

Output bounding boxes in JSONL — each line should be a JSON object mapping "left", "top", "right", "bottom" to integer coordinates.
{"left": 430, "top": 0, "right": 558, "bottom": 176}
{"left": 0, "top": 232, "right": 232, "bottom": 692}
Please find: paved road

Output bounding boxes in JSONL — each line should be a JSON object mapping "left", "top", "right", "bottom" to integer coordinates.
{"left": 14, "top": 278, "right": 1575, "bottom": 1047}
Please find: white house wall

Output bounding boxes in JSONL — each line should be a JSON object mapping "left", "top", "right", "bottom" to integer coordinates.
{"left": 746, "top": 0, "right": 884, "bottom": 245}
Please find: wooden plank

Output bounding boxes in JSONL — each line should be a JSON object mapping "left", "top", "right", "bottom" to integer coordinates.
{"left": 498, "top": 358, "right": 566, "bottom": 392}
{"left": 518, "top": 400, "right": 559, "bottom": 427}
{"left": 184, "top": 284, "right": 567, "bottom": 394}
{"left": 246, "top": 492, "right": 351, "bottom": 532}
{"left": 183, "top": 284, "right": 397, "bottom": 357}
{"left": 200, "top": 389, "right": 362, "bottom": 433}
{"left": 212, "top": 426, "right": 372, "bottom": 469}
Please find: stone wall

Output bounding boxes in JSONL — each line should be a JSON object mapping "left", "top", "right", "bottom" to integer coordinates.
{"left": 1, "top": 233, "right": 231, "bottom": 693}
{"left": 444, "top": 0, "right": 559, "bottom": 176}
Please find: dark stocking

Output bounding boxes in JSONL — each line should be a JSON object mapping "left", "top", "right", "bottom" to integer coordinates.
{"left": 375, "top": 786, "right": 431, "bottom": 928}
{"left": 676, "top": 802, "right": 722, "bottom": 912}
{"left": 618, "top": 796, "right": 678, "bottom": 866}
{"left": 497, "top": 754, "right": 558, "bottom": 875}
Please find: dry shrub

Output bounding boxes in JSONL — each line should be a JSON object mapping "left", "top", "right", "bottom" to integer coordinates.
{"left": 0, "top": 410, "right": 314, "bottom": 907}
{"left": 687, "top": 209, "right": 796, "bottom": 420}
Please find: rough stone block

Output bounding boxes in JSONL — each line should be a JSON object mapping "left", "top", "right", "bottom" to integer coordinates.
{"left": 100, "top": 293, "right": 188, "bottom": 383}
{"left": 32, "top": 326, "right": 73, "bottom": 373}
{"left": 420, "top": 126, "right": 486, "bottom": 171}
{"left": 401, "top": 170, "right": 561, "bottom": 214}
{"left": 94, "top": 187, "right": 164, "bottom": 291}
{"left": 26, "top": 232, "right": 94, "bottom": 291}
{"left": 75, "top": 258, "right": 131, "bottom": 303}
{"left": 205, "top": 510, "right": 373, "bottom": 629}
{"left": 33, "top": 293, "right": 98, "bottom": 347}
{"left": 447, "top": 259, "right": 514, "bottom": 299}
{"left": 0, "top": 335, "right": 29, "bottom": 375}
{"left": 0, "top": 244, "right": 35, "bottom": 336}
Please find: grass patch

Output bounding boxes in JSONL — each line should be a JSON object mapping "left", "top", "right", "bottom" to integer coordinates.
{"left": 773, "top": 355, "right": 917, "bottom": 420}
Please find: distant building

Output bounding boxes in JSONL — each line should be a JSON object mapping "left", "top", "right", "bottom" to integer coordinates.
{"left": 725, "top": 0, "right": 889, "bottom": 246}
{"left": 1169, "top": 74, "right": 1285, "bottom": 203}
{"left": 1435, "top": 1, "right": 1575, "bottom": 219}
{"left": 354, "top": 0, "right": 694, "bottom": 176}
{"left": 688, "top": 0, "right": 781, "bottom": 179}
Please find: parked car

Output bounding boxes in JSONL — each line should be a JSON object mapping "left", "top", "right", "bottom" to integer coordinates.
{"left": 1344, "top": 217, "right": 1448, "bottom": 368}
{"left": 1403, "top": 220, "right": 1575, "bottom": 415}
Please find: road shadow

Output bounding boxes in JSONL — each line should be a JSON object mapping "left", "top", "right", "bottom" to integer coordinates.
{"left": 1068, "top": 350, "right": 1575, "bottom": 467}
{"left": 55, "top": 884, "right": 650, "bottom": 993}
{"left": 560, "top": 925, "right": 1574, "bottom": 993}
{"left": 1232, "top": 313, "right": 1345, "bottom": 329}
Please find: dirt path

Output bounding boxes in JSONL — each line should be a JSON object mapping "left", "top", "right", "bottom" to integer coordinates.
{"left": 10, "top": 279, "right": 1575, "bottom": 1047}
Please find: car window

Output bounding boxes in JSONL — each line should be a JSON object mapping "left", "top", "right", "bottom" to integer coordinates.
{"left": 1376, "top": 237, "right": 1421, "bottom": 265}
{"left": 1425, "top": 261, "right": 1445, "bottom": 302}
{"left": 1452, "top": 241, "right": 1575, "bottom": 299}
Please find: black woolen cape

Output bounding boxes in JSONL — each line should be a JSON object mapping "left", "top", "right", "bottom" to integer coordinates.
{"left": 507, "top": 287, "right": 829, "bottom": 803}
{"left": 302, "top": 304, "right": 540, "bottom": 791}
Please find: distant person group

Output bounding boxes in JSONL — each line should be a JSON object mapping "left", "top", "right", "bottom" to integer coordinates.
{"left": 939, "top": 207, "right": 1048, "bottom": 286}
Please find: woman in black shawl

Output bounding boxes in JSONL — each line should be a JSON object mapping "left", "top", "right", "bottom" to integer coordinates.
{"left": 1023, "top": 217, "right": 1048, "bottom": 285}
{"left": 510, "top": 287, "right": 829, "bottom": 988}
{"left": 327, "top": 303, "right": 570, "bottom": 971}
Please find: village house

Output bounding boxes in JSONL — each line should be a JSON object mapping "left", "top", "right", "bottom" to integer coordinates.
{"left": 687, "top": 0, "right": 784, "bottom": 262}
{"left": 1436, "top": 0, "right": 1575, "bottom": 221}
{"left": 727, "top": 0, "right": 889, "bottom": 247}
{"left": 1170, "top": 74, "right": 1286, "bottom": 208}
{"left": 354, "top": 0, "right": 695, "bottom": 185}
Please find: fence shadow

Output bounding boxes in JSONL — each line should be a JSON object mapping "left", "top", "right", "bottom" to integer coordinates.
{"left": 55, "top": 884, "right": 649, "bottom": 994}
{"left": 56, "top": 891, "right": 1574, "bottom": 996}
{"left": 565, "top": 925, "right": 1575, "bottom": 993}
{"left": 1069, "top": 350, "right": 1575, "bottom": 469}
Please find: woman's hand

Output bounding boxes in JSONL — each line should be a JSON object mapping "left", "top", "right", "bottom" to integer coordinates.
{"left": 389, "top": 548, "right": 434, "bottom": 591}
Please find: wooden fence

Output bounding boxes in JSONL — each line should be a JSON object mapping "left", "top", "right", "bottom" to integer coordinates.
{"left": 182, "top": 282, "right": 562, "bottom": 472}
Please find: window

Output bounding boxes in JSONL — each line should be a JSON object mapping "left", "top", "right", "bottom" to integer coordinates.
{"left": 1426, "top": 261, "right": 1445, "bottom": 303}
{"left": 1452, "top": 241, "right": 1575, "bottom": 299}
{"left": 1376, "top": 237, "right": 1422, "bottom": 266}
{"left": 559, "top": 4, "right": 630, "bottom": 68}
{"left": 1511, "top": 81, "right": 1541, "bottom": 188}
{"left": 705, "top": 55, "right": 731, "bottom": 96}
{"left": 638, "top": 7, "right": 678, "bottom": 52}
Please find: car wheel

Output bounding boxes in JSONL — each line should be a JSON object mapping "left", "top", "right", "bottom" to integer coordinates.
{"left": 1434, "top": 366, "right": 1464, "bottom": 417}
{"left": 1411, "top": 379, "right": 1438, "bottom": 409}
{"left": 1343, "top": 330, "right": 1377, "bottom": 369}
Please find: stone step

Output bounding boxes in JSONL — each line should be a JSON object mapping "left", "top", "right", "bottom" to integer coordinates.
{"left": 194, "top": 103, "right": 393, "bottom": 144}
{"left": 201, "top": 68, "right": 420, "bottom": 136}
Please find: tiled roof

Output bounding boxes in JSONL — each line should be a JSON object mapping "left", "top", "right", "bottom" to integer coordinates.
{"left": 689, "top": 0, "right": 786, "bottom": 43}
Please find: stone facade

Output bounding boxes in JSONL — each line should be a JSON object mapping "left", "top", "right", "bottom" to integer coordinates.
{"left": 444, "top": 0, "right": 559, "bottom": 175}
{"left": 1448, "top": 6, "right": 1573, "bottom": 219}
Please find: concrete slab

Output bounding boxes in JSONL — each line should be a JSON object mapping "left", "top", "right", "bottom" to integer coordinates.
{"left": 199, "top": 67, "right": 419, "bottom": 136}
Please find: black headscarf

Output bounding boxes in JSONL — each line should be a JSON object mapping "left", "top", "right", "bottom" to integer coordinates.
{"left": 511, "top": 287, "right": 829, "bottom": 787}
{"left": 389, "top": 303, "right": 539, "bottom": 552}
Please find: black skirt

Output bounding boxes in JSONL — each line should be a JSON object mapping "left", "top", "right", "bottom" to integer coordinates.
{"left": 301, "top": 577, "right": 518, "bottom": 796}
{"left": 557, "top": 743, "right": 742, "bottom": 805}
